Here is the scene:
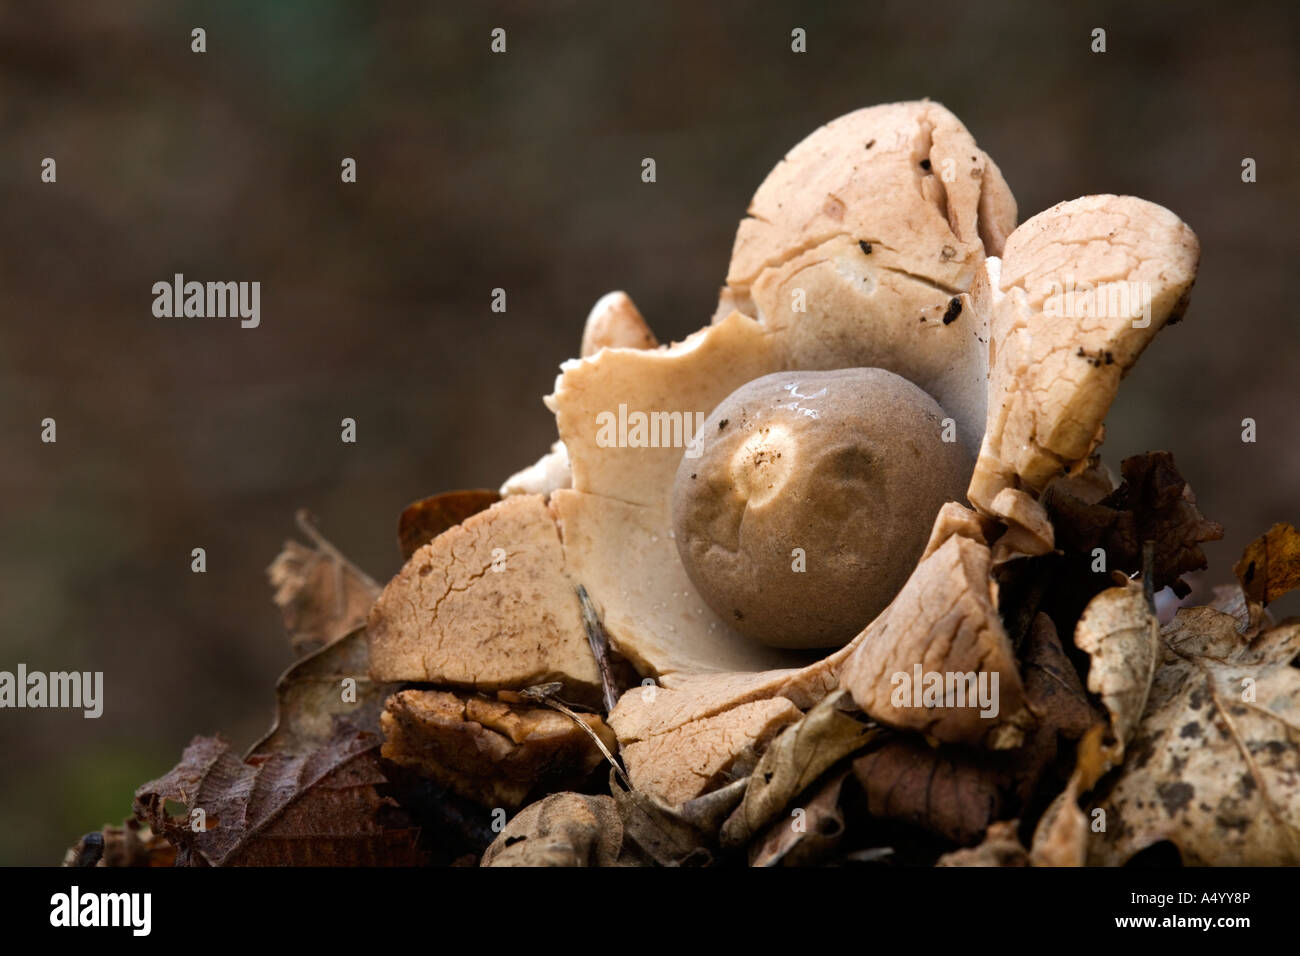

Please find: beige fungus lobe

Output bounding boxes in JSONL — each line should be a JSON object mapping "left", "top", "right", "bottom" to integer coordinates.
{"left": 717, "top": 100, "right": 1017, "bottom": 457}
{"left": 969, "top": 195, "right": 1200, "bottom": 535}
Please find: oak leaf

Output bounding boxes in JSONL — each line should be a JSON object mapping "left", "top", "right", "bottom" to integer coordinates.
{"left": 1045, "top": 451, "right": 1223, "bottom": 597}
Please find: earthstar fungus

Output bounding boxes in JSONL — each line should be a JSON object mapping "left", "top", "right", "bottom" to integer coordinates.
{"left": 367, "top": 99, "right": 1203, "bottom": 811}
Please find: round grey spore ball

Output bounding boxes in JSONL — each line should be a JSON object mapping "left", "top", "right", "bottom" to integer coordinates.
{"left": 672, "top": 368, "right": 972, "bottom": 649}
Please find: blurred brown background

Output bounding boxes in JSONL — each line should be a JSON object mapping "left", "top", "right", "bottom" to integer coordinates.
{"left": 1, "top": 0, "right": 1297, "bottom": 865}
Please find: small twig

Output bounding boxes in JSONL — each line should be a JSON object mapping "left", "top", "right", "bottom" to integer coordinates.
{"left": 577, "top": 585, "right": 621, "bottom": 714}
{"left": 521, "top": 683, "right": 631, "bottom": 791}
{"left": 1141, "top": 539, "right": 1156, "bottom": 610}
{"left": 295, "top": 508, "right": 380, "bottom": 590}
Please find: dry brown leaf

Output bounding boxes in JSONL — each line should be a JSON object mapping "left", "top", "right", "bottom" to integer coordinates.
{"left": 1085, "top": 609, "right": 1300, "bottom": 865}
{"left": 134, "top": 730, "right": 424, "bottom": 866}
{"left": 480, "top": 792, "right": 623, "bottom": 867}
{"left": 64, "top": 819, "right": 175, "bottom": 868}
{"left": 750, "top": 770, "right": 849, "bottom": 867}
{"left": 267, "top": 511, "right": 380, "bottom": 655}
{"left": 936, "top": 820, "right": 1029, "bottom": 867}
{"left": 852, "top": 738, "right": 1003, "bottom": 846}
{"left": 1029, "top": 724, "right": 1109, "bottom": 866}
{"left": 1234, "top": 522, "right": 1300, "bottom": 607}
{"left": 1045, "top": 451, "right": 1223, "bottom": 597}
{"left": 397, "top": 489, "right": 500, "bottom": 561}
{"left": 721, "top": 691, "right": 877, "bottom": 848}
{"left": 379, "top": 688, "right": 616, "bottom": 810}
{"left": 1074, "top": 579, "right": 1160, "bottom": 756}
{"left": 610, "top": 777, "right": 745, "bottom": 867}
{"left": 248, "top": 627, "right": 400, "bottom": 757}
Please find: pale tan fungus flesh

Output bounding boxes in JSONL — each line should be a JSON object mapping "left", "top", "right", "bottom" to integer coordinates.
{"left": 716, "top": 100, "right": 1017, "bottom": 457}
{"left": 580, "top": 290, "right": 658, "bottom": 357}
{"left": 967, "top": 195, "right": 1199, "bottom": 548}
{"left": 620, "top": 697, "right": 802, "bottom": 806}
{"left": 367, "top": 494, "right": 602, "bottom": 702}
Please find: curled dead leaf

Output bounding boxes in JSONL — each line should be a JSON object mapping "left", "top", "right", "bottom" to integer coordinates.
{"left": 1234, "top": 522, "right": 1300, "bottom": 607}
{"left": 721, "top": 691, "right": 877, "bottom": 848}
{"left": 1045, "top": 451, "right": 1223, "bottom": 597}
{"left": 397, "top": 489, "right": 500, "bottom": 560}
{"left": 267, "top": 511, "right": 380, "bottom": 655}
{"left": 481, "top": 792, "right": 623, "bottom": 867}
{"left": 1074, "top": 579, "right": 1160, "bottom": 757}
{"left": 610, "top": 775, "right": 746, "bottom": 867}
{"left": 1030, "top": 724, "right": 1109, "bottom": 866}
{"left": 750, "top": 771, "right": 849, "bottom": 867}
{"left": 249, "top": 627, "right": 400, "bottom": 757}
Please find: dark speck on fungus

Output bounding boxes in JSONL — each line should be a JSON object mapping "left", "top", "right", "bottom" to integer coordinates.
{"left": 942, "top": 298, "right": 962, "bottom": 325}
{"left": 858, "top": 240, "right": 873, "bottom": 255}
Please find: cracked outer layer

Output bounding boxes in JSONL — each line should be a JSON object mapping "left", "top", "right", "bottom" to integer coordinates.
{"left": 366, "top": 494, "right": 602, "bottom": 702}
{"left": 716, "top": 100, "right": 1017, "bottom": 457}
{"left": 620, "top": 696, "right": 802, "bottom": 806}
{"left": 672, "top": 368, "right": 972, "bottom": 649}
{"left": 969, "top": 195, "right": 1200, "bottom": 527}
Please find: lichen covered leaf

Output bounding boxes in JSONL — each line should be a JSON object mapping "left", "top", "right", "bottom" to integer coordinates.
{"left": 1086, "top": 610, "right": 1300, "bottom": 865}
